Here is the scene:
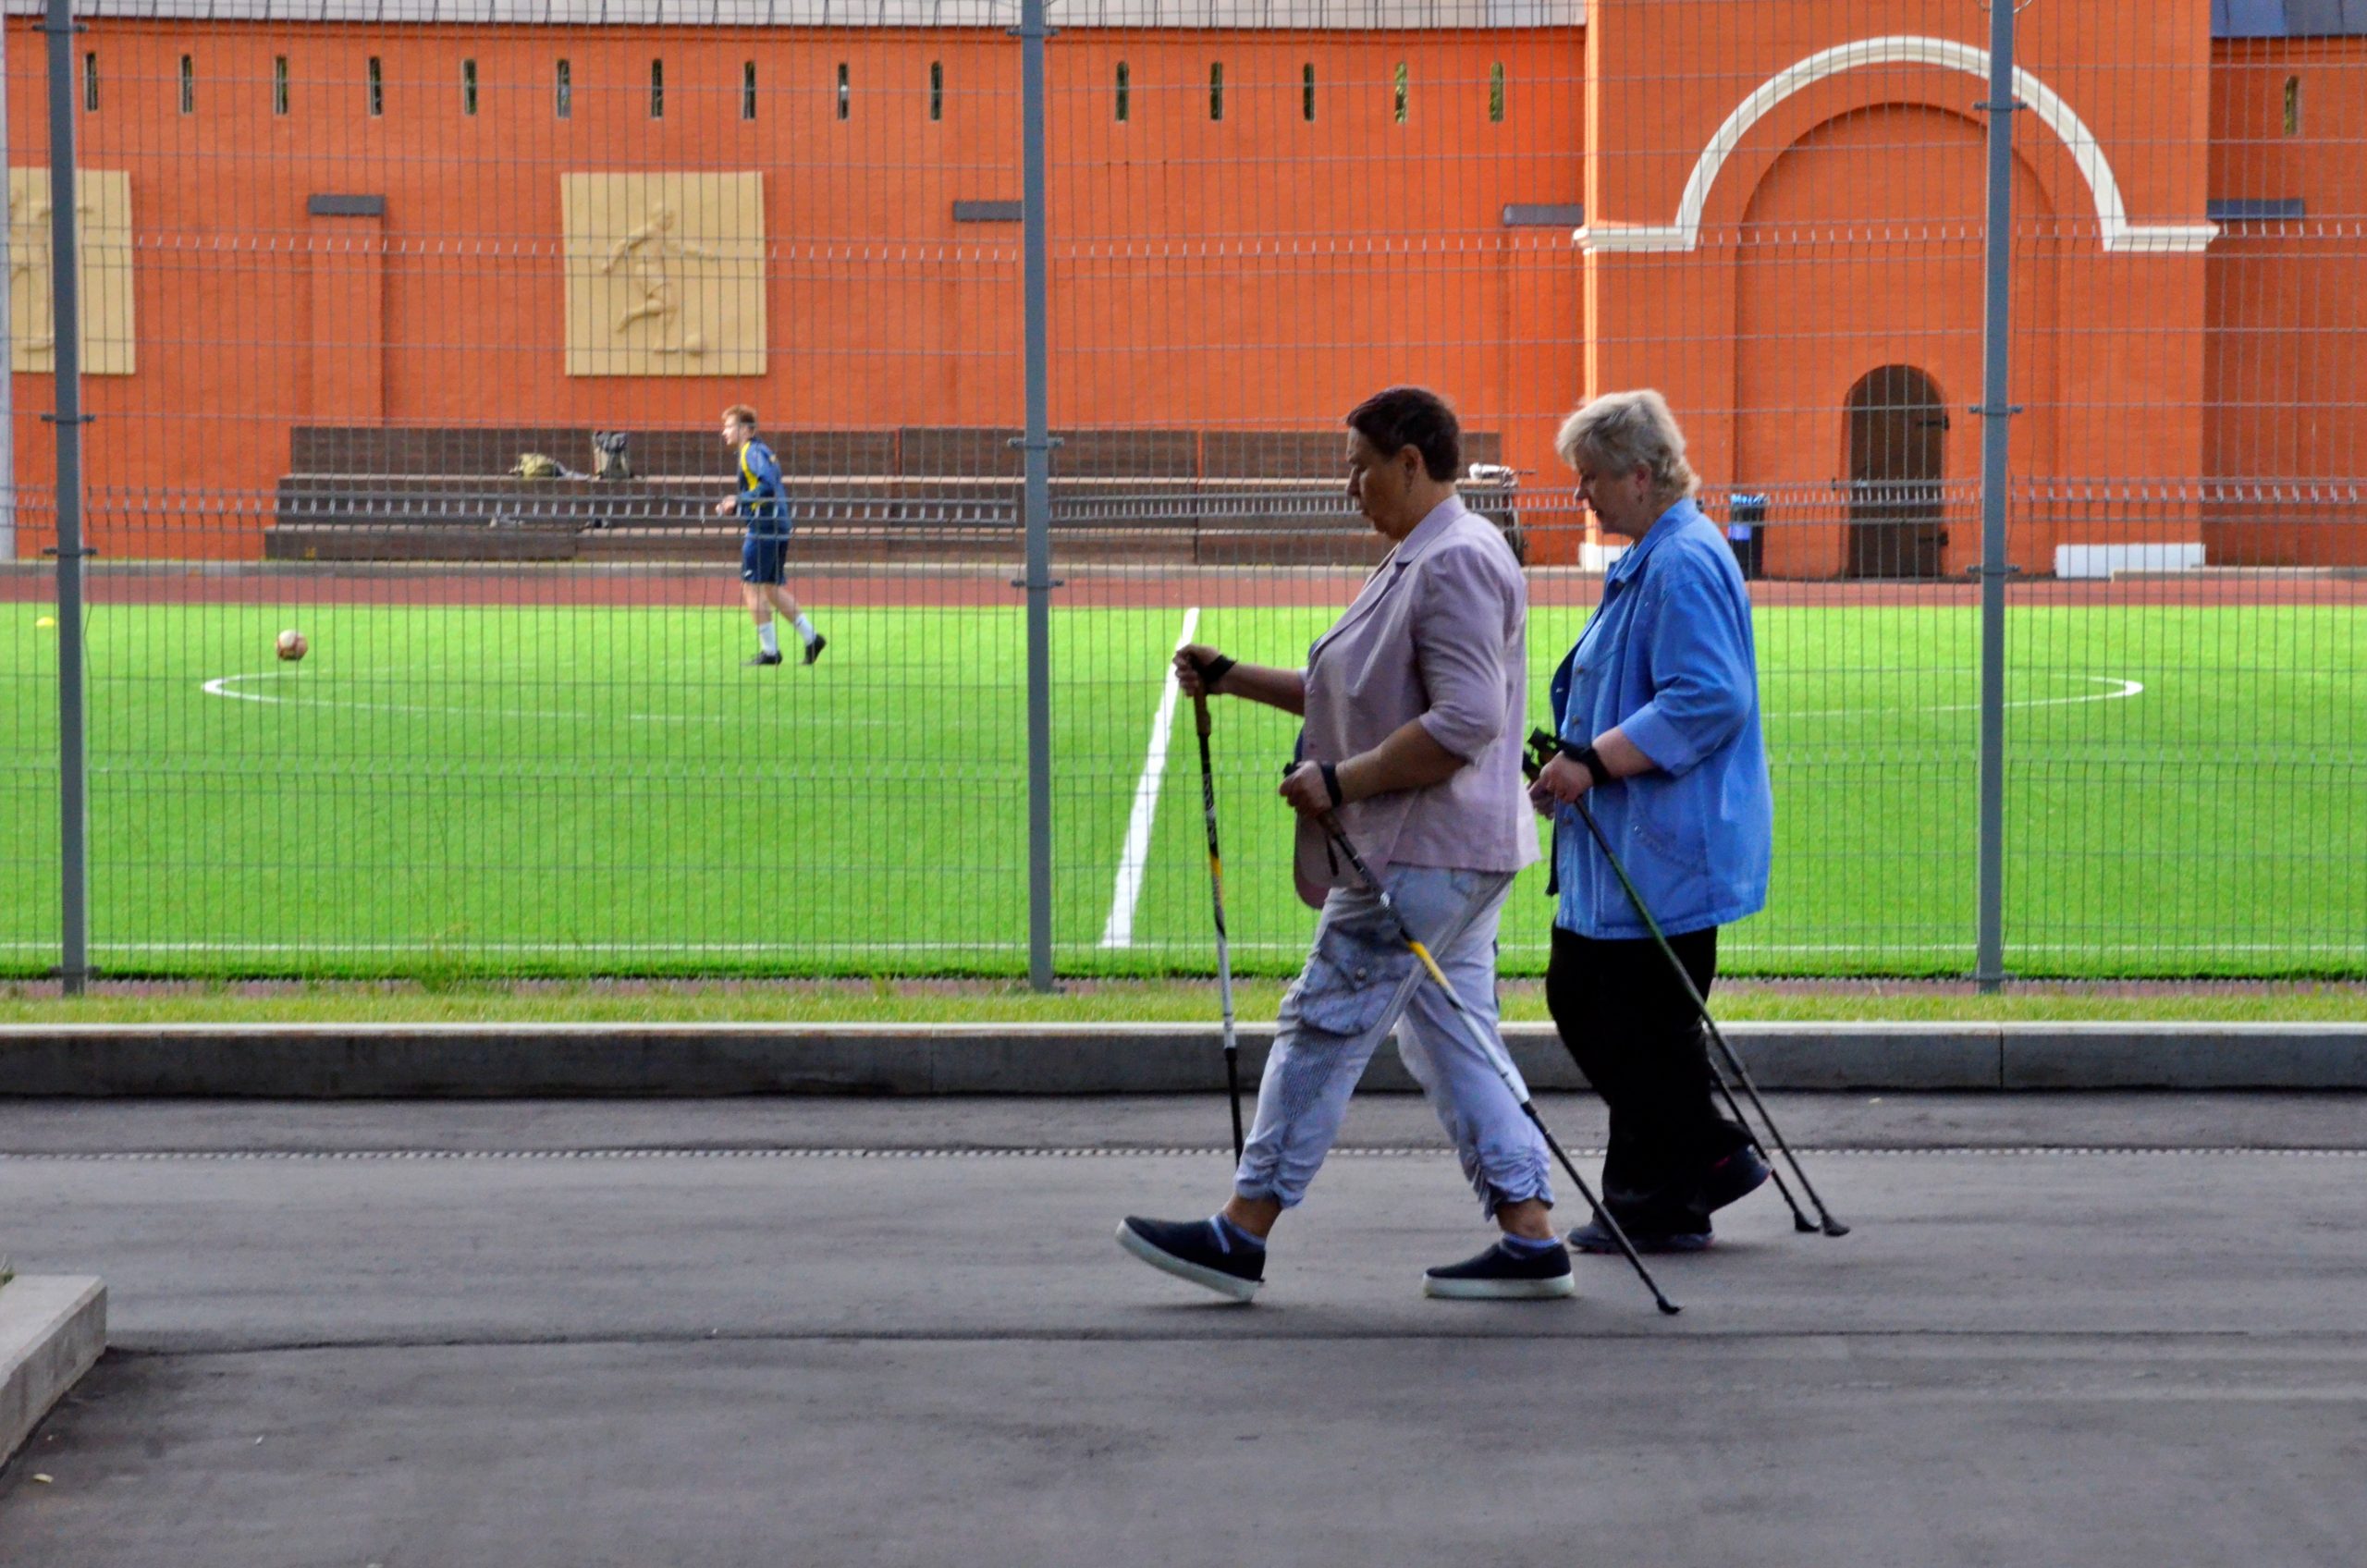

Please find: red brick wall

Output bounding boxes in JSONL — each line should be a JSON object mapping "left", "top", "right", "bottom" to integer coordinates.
{"left": 7, "top": 24, "right": 1584, "bottom": 558}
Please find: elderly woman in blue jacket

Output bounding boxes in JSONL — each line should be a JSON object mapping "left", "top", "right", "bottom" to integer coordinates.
{"left": 1527, "top": 389, "right": 1774, "bottom": 1254}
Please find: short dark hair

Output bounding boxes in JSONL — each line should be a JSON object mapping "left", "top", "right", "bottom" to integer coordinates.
{"left": 1345, "top": 386, "right": 1462, "bottom": 483}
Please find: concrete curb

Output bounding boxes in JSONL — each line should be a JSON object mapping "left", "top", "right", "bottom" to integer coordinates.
{"left": 0, "top": 1277, "right": 105, "bottom": 1469}
{"left": 0, "top": 1022, "right": 2361, "bottom": 1096}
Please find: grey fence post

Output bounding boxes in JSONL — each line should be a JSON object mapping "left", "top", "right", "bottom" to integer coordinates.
{"left": 43, "top": 0, "right": 90, "bottom": 994}
{"left": 1015, "top": 0, "right": 1059, "bottom": 990}
{"left": 0, "top": 14, "right": 16, "bottom": 566}
{"left": 1973, "top": 0, "right": 2018, "bottom": 991}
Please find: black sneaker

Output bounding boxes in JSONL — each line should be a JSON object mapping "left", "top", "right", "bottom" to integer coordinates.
{"left": 1116, "top": 1216, "right": 1263, "bottom": 1303}
{"left": 744, "top": 652, "right": 784, "bottom": 667}
{"left": 1702, "top": 1145, "right": 1772, "bottom": 1212}
{"left": 1423, "top": 1239, "right": 1576, "bottom": 1300}
{"left": 1568, "top": 1218, "right": 1711, "bottom": 1256}
{"left": 802, "top": 634, "right": 828, "bottom": 667}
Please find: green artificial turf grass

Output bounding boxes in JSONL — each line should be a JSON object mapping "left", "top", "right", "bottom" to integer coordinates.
{"left": 1102, "top": 601, "right": 2367, "bottom": 979}
{"left": 1, "top": 598, "right": 2361, "bottom": 979}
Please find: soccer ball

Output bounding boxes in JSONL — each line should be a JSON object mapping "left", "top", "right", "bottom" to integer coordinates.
{"left": 276, "top": 629, "right": 308, "bottom": 662}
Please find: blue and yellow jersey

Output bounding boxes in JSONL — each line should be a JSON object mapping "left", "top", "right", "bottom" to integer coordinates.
{"left": 734, "top": 438, "right": 790, "bottom": 536}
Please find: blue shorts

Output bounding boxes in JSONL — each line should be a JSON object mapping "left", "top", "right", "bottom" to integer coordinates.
{"left": 741, "top": 533, "right": 791, "bottom": 585}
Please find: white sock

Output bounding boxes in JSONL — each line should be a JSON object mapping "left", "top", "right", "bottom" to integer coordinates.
{"left": 791, "top": 613, "right": 818, "bottom": 646}
{"left": 756, "top": 622, "right": 779, "bottom": 657}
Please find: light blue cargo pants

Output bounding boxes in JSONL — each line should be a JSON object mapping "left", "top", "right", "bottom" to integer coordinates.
{"left": 1234, "top": 864, "right": 1554, "bottom": 1219}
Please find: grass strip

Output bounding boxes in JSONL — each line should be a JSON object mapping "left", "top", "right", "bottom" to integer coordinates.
{"left": 0, "top": 978, "right": 2361, "bottom": 1026}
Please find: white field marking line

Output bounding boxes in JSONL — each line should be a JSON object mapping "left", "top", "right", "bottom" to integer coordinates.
{"left": 1769, "top": 674, "right": 2142, "bottom": 720}
{"left": 1098, "top": 607, "right": 1198, "bottom": 950}
{"left": 200, "top": 672, "right": 899, "bottom": 728}
{"left": 196, "top": 668, "right": 2139, "bottom": 729}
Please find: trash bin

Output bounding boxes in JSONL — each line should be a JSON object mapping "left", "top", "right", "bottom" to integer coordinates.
{"left": 1726, "top": 492, "right": 1767, "bottom": 580}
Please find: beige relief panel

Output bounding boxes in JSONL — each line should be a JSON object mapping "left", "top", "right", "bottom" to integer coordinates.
{"left": 8, "top": 169, "right": 136, "bottom": 376}
{"left": 563, "top": 173, "right": 766, "bottom": 377}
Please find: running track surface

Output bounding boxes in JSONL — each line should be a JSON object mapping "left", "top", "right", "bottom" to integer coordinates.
{"left": 6, "top": 564, "right": 2364, "bottom": 609}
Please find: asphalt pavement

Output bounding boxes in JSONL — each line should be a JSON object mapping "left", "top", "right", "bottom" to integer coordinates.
{"left": 1, "top": 1092, "right": 2362, "bottom": 1567}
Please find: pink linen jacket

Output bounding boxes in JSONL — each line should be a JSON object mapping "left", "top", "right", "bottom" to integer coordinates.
{"left": 1293, "top": 496, "right": 1540, "bottom": 908}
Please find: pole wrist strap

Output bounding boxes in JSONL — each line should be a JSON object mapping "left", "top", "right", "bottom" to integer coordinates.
{"left": 1533, "top": 728, "right": 1609, "bottom": 788}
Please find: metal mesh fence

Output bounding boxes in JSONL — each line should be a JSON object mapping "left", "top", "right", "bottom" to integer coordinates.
{"left": 1, "top": 0, "right": 2361, "bottom": 982}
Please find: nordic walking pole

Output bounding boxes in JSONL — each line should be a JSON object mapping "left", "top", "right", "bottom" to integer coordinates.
{"left": 1188, "top": 668, "right": 1246, "bottom": 1164}
{"left": 1525, "top": 730, "right": 1823, "bottom": 1234}
{"left": 1530, "top": 732, "right": 1849, "bottom": 1239}
{"left": 1309, "top": 802, "right": 1680, "bottom": 1316}
{"left": 1569, "top": 790, "right": 1847, "bottom": 1236}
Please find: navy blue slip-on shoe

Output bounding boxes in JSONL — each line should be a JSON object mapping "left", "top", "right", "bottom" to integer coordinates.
{"left": 1703, "top": 1145, "right": 1772, "bottom": 1212}
{"left": 1422, "top": 1240, "right": 1576, "bottom": 1300}
{"left": 802, "top": 634, "right": 828, "bottom": 667}
{"left": 1117, "top": 1216, "right": 1263, "bottom": 1303}
{"left": 1567, "top": 1218, "right": 1712, "bottom": 1256}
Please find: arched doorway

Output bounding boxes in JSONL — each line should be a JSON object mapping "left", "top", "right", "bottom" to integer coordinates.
{"left": 1733, "top": 103, "right": 2057, "bottom": 580}
{"left": 1846, "top": 366, "right": 1949, "bottom": 579}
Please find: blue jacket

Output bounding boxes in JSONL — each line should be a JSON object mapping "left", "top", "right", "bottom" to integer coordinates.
{"left": 1550, "top": 496, "right": 1772, "bottom": 939}
{"left": 735, "top": 438, "right": 790, "bottom": 536}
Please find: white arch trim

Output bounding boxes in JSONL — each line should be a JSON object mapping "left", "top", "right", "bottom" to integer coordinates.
{"left": 1576, "top": 35, "right": 2218, "bottom": 255}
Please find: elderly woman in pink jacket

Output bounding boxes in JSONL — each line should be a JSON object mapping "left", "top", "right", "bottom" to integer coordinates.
{"left": 1117, "top": 386, "right": 1567, "bottom": 1304}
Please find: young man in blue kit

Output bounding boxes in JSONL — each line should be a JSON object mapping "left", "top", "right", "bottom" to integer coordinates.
{"left": 715, "top": 405, "right": 826, "bottom": 668}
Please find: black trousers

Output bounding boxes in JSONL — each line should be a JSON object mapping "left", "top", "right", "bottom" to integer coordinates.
{"left": 1545, "top": 924, "right": 1753, "bottom": 1234}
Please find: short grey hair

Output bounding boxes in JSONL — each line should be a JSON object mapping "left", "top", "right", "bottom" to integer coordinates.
{"left": 1555, "top": 389, "right": 1699, "bottom": 499}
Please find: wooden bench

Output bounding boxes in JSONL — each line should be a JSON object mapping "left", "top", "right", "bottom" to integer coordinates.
{"left": 264, "top": 426, "right": 1510, "bottom": 567}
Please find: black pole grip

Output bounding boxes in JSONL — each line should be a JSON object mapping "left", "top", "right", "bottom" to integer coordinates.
{"left": 1524, "top": 728, "right": 1564, "bottom": 783}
